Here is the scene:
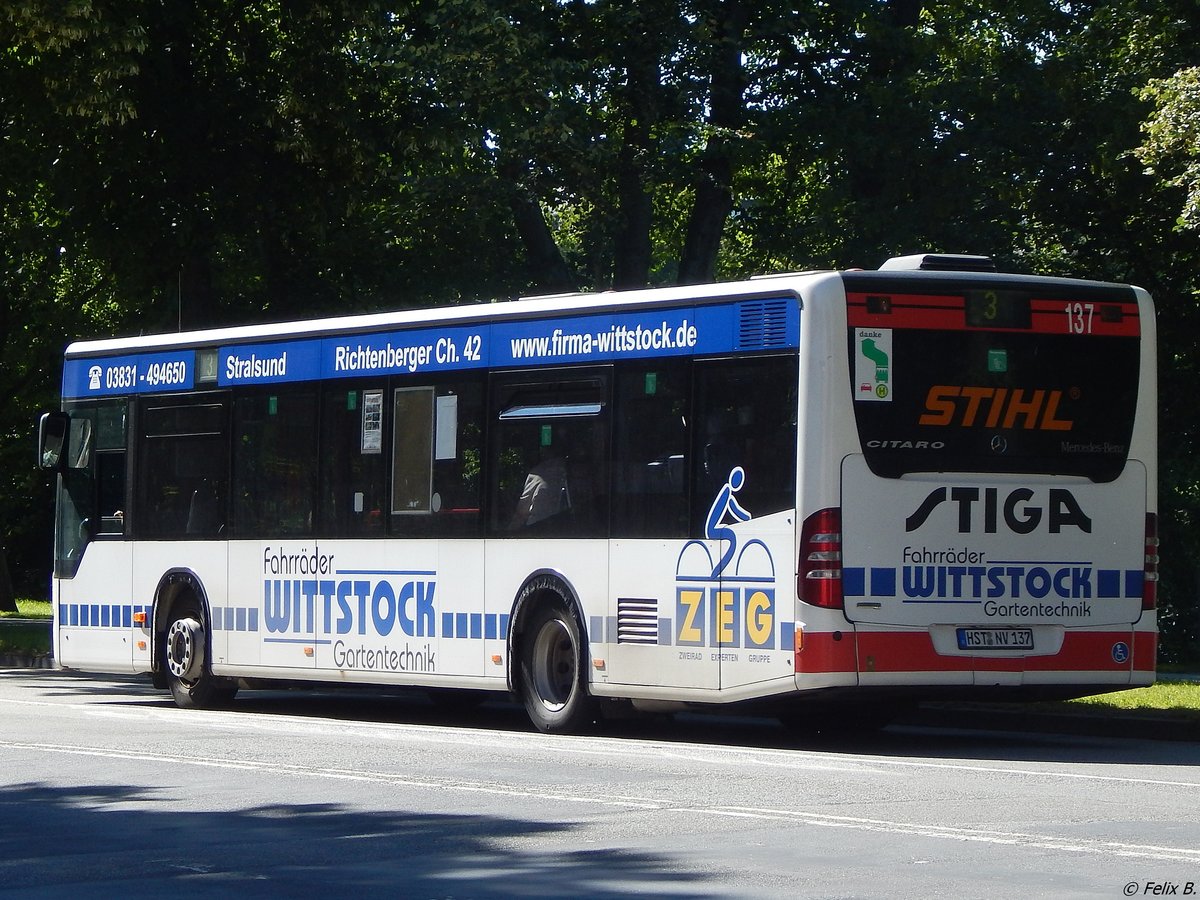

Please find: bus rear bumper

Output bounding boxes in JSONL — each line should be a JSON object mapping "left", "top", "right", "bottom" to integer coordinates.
{"left": 847, "top": 625, "right": 1155, "bottom": 690}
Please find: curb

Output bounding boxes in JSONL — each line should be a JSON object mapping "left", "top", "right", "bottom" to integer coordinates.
{"left": 0, "top": 653, "right": 55, "bottom": 670}
{"left": 909, "top": 703, "right": 1200, "bottom": 743}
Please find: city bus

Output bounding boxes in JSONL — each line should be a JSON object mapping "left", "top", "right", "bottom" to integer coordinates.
{"left": 37, "top": 253, "right": 1158, "bottom": 732}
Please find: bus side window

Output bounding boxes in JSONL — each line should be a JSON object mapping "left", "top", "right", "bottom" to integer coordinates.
{"left": 94, "top": 402, "right": 127, "bottom": 535}
{"left": 489, "top": 371, "right": 609, "bottom": 538}
{"left": 391, "top": 386, "right": 434, "bottom": 515}
{"left": 318, "top": 384, "right": 387, "bottom": 537}
{"left": 692, "top": 357, "right": 798, "bottom": 530}
{"left": 137, "top": 399, "right": 228, "bottom": 540}
{"left": 426, "top": 381, "right": 483, "bottom": 535}
{"left": 611, "top": 363, "right": 689, "bottom": 538}
{"left": 232, "top": 389, "right": 318, "bottom": 537}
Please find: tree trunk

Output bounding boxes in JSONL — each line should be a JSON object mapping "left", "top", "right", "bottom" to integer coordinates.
{"left": 0, "top": 545, "right": 17, "bottom": 613}
{"left": 501, "top": 160, "right": 579, "bottom": 295}
{"left": 678, "top": 0, "right": 747, "bottom": 285}
{"left": 612, "top": 13, "right": 665, "bottom": 290}
{"left": 612, "top": 110, "right": 655, "bottom": 290}
{"left": 177, "top": 247, "right": 216, "bottom": 331}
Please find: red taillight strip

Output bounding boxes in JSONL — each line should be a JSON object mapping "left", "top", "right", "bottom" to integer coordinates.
{"left": 1143, "top": 512, "right": 1159, "bottom": 611}
{"left": 798, "top": 508, "right": 843, "bottom": 609}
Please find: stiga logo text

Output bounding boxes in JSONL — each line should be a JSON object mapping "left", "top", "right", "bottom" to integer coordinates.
{"left": 906, "top": 487, "right": 1092, "bottom": 534}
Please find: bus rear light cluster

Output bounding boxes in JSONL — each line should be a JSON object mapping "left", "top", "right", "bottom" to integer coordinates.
{"left": 1143, "top": 512, "right": 1159, "bottom": 611}
{"left": 798, "top": 507, "right": 843, "bottom": 609}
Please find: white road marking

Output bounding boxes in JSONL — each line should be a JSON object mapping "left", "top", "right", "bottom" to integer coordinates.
{"left": 2, "top": 688, "right": 1199, "bottom": 789}
{"left": 3, "top": 737, "right": 1198, "bottom": 863}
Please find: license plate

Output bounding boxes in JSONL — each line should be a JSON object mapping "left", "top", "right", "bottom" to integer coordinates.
{"left": 956, "top": 628, "right": 1034, "bottom": 651}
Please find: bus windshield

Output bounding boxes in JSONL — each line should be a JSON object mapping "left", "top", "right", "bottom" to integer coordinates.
{"left": 843, "top": 275, "right": 1141, "bottom": 482}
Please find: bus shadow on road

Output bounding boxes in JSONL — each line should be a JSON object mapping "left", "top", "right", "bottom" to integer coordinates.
{"left": 1, "top": 779, "right": 713, "bottom": 898}
{"left": 16, "top": 669, "right": 1199, "bottom": 770}
{"left": 199, "top": 683, "right": 1200, "bottom": 770}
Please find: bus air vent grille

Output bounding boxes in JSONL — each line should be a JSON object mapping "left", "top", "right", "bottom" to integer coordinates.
{"left": 617, "top": 597, "right": 659, "bottom": 644}
{"left": 737, "top": 299, "right": 790, "bottom": 349}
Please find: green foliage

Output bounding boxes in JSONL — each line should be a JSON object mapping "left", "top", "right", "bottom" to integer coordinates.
{"left": 4, "top": 1, "right": 1200, "bottom": 662}
{"left": 1137, "top": 67, "right": 1200, "bottom": 231}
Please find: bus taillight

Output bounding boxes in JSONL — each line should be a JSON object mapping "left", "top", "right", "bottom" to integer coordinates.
{"left": 1144, "top": 512, "right": 1159, "bottom": 611}
{"left": 799, "top": 508, "right": 842, "bottom": 609}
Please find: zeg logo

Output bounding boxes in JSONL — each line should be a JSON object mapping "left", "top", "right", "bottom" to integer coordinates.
{"left": 905, "top": 486, "right": 1093, "bottom": 534}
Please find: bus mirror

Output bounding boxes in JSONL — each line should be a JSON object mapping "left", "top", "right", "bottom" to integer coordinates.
{"left": 38, "top": 412, "right": 69, "bottom": 472}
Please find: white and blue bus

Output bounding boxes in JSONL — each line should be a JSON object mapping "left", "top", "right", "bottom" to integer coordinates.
{"left": 38, "top": 254, "right": 1158, "bottom": 731}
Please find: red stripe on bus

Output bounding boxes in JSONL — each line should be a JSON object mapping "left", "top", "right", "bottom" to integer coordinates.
{"left": 794, "top": 630, "right": 858, "bottom": 674}
{"left": 843, "top": 630, "right": 1147, "bottom": 674}
{"left": 1132, "top": 631, "right": 1157, "bottom": 672}
{"left": 847, "top": 294, "right": 1141, "bottom": 336}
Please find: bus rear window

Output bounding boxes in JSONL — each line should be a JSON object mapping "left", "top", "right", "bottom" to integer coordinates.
{"left": 845, "top": 281, "right": 1141, "bottom": 482}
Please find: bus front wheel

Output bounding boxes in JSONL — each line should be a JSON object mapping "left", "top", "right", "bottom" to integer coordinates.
{"left": 518, "top": 600, "right": 594, "bottom": 733}
{"left": 163, "top": 599, "right": 237, "bottom": 709}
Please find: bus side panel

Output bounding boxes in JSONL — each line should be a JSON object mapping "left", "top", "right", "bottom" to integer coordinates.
{"left": 133, "top": 541, "right": 228, "bottom": 670}
{"left": 605, "top": 516, "right": 798, "bottom": 696}
{"left": 227, "top": 540, "right": 301, "bottom": 671}
{"left": 484, "top": 538, "right": 608, "bottom": 684}
{"left": 56, "top": 542, "right": 136, "bottom": 673}
{"left": 717, "top": 514, "right": 800, "bottom": 692}
{"left": 222, "top": 539, "right": 476, "bottom": 682}
{"left": 434, "top": 540, "right": 489, "bottom": 678}
{"left": 606, "top": 539, "right": 720, "bottom": 691}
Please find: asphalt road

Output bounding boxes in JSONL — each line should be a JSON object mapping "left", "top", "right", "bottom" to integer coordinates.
{"left": 1, "top": 669, "right": 1198, "bottom": 899}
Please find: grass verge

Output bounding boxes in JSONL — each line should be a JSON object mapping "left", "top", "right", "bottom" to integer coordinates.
{"left": 0, "top": 598, "right": 52, "bottom": 655}
{"left": 1064, "top": 681, "right": 1200, "bottom": 719}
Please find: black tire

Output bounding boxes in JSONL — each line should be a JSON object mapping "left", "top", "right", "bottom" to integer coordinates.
{"left": 517, "top": 598, "right": 594, "bottom": 733}
{"left": 163, "top": 597, "right": 237, "bottom": 709}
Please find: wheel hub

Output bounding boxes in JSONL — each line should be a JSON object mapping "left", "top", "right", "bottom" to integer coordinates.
{"left": 531, "top": 618, "right": 575, "bottom": 711}
{"left": 166, "top": 616, "right": 204, "bottom": 681}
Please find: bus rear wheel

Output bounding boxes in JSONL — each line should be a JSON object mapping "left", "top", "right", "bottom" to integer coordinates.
{"left": 518, "top": 600, "right": 594, "bottom": 733}
{"left": 163, "top": 599, "right": 237, "bottom": 709}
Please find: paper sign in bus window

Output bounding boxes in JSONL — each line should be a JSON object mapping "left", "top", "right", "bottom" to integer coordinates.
{"left": 855, "top": 328, "right": 892, "bottom": 401}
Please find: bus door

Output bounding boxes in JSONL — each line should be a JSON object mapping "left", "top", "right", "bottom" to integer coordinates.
{"left": 489, "top": 368, "right": 613, "bottom": 681}
{"left": 52, "top": 399, "right": 136, "bottom": 672}
{"left": 133, "top": 395, "right": 234, "bottom": 669}
{"left": 840, "top": 279, "right": 1146, "bottom": 682}
{"left": 695, "top": 356, "right": 799, "bottom": 693}
{"left": 607, "top": 361, "right": 717, "bottom": 690}
{"left": 606, "top": 354, "right": 798, "bottom": 694}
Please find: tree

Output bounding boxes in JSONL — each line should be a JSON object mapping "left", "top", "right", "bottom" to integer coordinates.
{"left": 1137, "top": 67, "right": 1200, "bottom": 231}
{"left": 3, "top": 0, "right": 1200, "bottom": 662}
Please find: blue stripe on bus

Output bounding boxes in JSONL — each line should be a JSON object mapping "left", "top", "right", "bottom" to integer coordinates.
{"left": 63, "top": 299, "right": 800, "bottom": 397}
{"left": 1125, "top": 569, "right": 1143, "bottom": 599}
{"left": 779, "top": 620, "right": 795, "bottom": 650}
{"left": 1097, "top": 570, "right": 1120, "bottom": 598}
{"left": 842, "top": 567, "right": 866, "bottom": 597}
{"left": 61, "top": 603, "right": 150, "bottom": 629}
{"left": 869, "top": 568, "right": 896, "bottom": 597}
